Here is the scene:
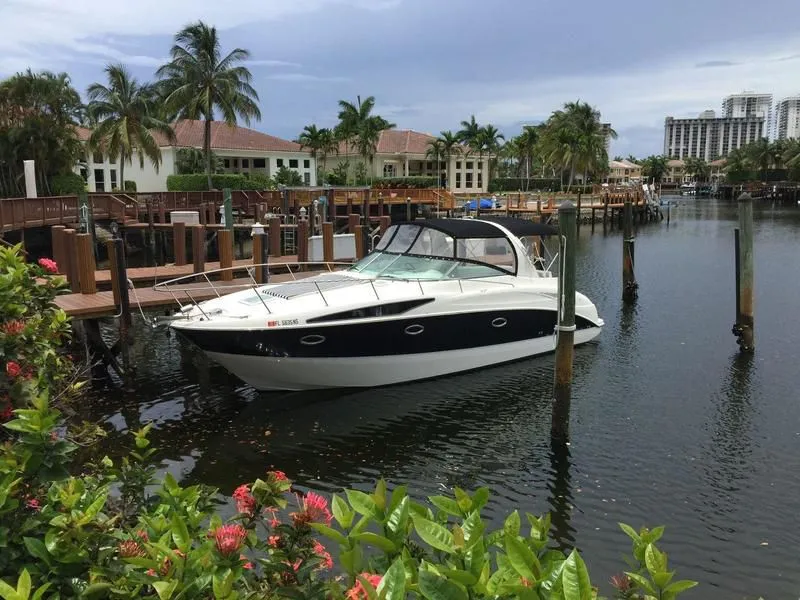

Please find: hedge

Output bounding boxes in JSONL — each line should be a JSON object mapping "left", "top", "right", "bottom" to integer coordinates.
{"left": 373, "top": 177, "right": 439, "bottom": 189}
{"left": 124, "top": 180, "right": 137, "bottom": 192}
{"left": 488, "top": 178, "right": 560, "bottom": 192}
{"left": 167, "top": 173, "right": 276, "bottom": 191}
{"left": 49, "top": 173, "right": 86, "bottom": 195}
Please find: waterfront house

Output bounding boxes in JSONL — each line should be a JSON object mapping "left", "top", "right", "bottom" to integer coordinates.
{"left": 75, "top": 120, "right": 317, "bottom": 192}
{"left": 331, "top": 129, "right": 491, "bottom": 194}
{"left": 664, "top": 158, "right": 727, "bottom": 184}
{"left": 604, "top": 159, "right": 642, "bottom": 184}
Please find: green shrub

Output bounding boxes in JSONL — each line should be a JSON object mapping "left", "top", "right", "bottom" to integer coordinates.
{"left": 374, "top": 176, "right": 439, "bottom": 189}
{"left": 123, "top": 180, "right": 137, "bottom": 192}
{"left": 167, "top": 173, "right": 276, "bottom": 191}
{"left": 273, "top": 166, "right": 304, "bottom": 186}
{"left": 49, "top": 173, "right": 86, "bottom": 195}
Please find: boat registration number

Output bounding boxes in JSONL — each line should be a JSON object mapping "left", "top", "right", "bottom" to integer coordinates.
{"left": 267, "top": 319, "right": 300, "bottom": 327}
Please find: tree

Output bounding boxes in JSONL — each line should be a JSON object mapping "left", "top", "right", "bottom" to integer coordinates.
{"left": 437, "top": 130, "right": 461, "bottom": 187}
{"left": 682, "top": 157, "right": 710, "bottom": 183}
{"left": 296, "top": 124, "right": 325, "bottom": 183}
{"left": 0, "top": 69, "right": 85, "bottom": 197}
{"left": 335, "top": 95, "right": 394, "bottom": 184}
{"left": 157, "top": 21, "right": 261, "bottom": 190}
{"left": 175, "top": 147, "right": 222, "bottom": 174}
{"left": 640, "top": 155, "right": 669, "bottom": 183}
{"left": 425, "top": 138, "right": 445, "bottom": 187}
{"left": 477, "top": 124, "right": 505, "bottom": 181}
{"left": 86, "top": 64, "right": 175, "bottom": 189}
{"left": 745, "top": 137, "right": 772, "bottom": 182}
{"left": 273, "top": 165, "right": 303, "bottom": 186}
{"left": 723, "top": 148, "right": 751, "bottom": 183}
{"left": 457, "top": 115, "right": 481, "bottom": 146}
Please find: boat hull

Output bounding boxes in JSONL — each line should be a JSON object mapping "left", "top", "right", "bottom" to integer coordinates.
{"left": 199, "top": 327, "right": 601, "bottom": 391}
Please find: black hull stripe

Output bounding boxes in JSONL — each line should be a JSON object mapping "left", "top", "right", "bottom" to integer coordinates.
{"left": 175, "top": 309, "right": 598, "bottom": 358}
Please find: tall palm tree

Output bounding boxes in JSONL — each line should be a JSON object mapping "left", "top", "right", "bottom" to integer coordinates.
{"left": 157, "top": 21, "right": 261, "bottom": 190}
{"left": 457, "top": 115, "right": 481, "bottom": 146}
{"left": 425, "top": 138, "right": 445, "bottom": 187}
{"left": 746, "top": 138, "right": 772, "bottom": 182}
{"left": 437, "top": 130, "right": 461, "bottom": 187}
{"left": 86, "top": 64, "right": 175, "bottom": 189}
{"left": 477, "top": 124, "right": 505, "bottom": 182}
{"left": 296, "top": 124, "right": 325, "bottom": 183}
{"left": 336, "top": 96, "right": 394, "bottom": 183}
{"left": 683, "top": 157, "right": 710, "bottom": 183}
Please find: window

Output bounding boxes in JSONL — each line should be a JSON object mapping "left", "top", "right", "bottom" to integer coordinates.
{"left": 466, "top": 172, "right": 473, "bottom": 188}
{"left": 241, "top": 159, "right": 249, "bottom": 168}
{"left": 456, "top": 172, "right": 462, "bottom": 188}
{"left": 233, "top": 159, "right": 239, "bottom": 168}
{"left": 254, "top": 158, "right": 266, "bottom": 168}
{"left": 456, "top": 161, "right": 462, "bottom": 169}
{"left": 289, "top": 159, "right": 298, "bottom": 168}
{"left": 477, "top": 172, "right": 482, "bottom": 189}
{"left": 304, "top": 159, "right": 310, "bottom": 168}
{"left": 304, "top": 172, "right": 311, "bottom": 184}
{"left": 383, "top": 163, "right": 396, "bottom": 177}
{"left": 277, "top": 158, "right": 284, "bottom": 167}
{"left": 224, "top": 159, "right": 230, "bottom": 168}
{"left": 110, "top": 169, "right": 118, "bottom": 190}
{"left": 94, "top": 169, "right": 105, "bottom": 192}
{"left": 93, "top": 152, "right": 103, "bottom": 164}
{"left": 426, "top": 161, "right": 433, "bottom": 170}
{"left": 466, "top": 161, "right": 473, "bottom": 170}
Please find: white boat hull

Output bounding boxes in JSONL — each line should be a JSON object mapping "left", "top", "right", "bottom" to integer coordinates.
{"left": 204, "top": 327, "right": 602, "bottom": 391}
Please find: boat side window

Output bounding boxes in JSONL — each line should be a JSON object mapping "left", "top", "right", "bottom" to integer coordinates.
{"left": 385, "top": 224, "right": 421, "bottom": 254}
{"left": 374, "top": 225, "right": 398, "bottom": 251}
{"left": 456, "top": 238, "right": 516, "bottom": 273}
{"left": 409, "top": 228, "right": 454, "bottom": 258}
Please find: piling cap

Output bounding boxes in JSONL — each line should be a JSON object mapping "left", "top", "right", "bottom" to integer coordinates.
{"left": 559, "top": 200, "right": 576, "bottom": 213}
{"left": 737, "top": 192, "right": 753, "bottom": 203}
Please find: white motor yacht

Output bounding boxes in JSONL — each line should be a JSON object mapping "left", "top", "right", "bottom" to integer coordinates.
{"left": 167, "top": 217, "right": 604, "bottom": 390}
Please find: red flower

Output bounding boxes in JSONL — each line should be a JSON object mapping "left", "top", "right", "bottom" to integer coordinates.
{"left": 268, "top": 535, "right": 282, "bottom": 548}
{"left": 264, "top": 507, "right": 281, "bottom": 528}
{"left": 214, "top": 524, "right": 247, "bottom": 557}
{"left": 268, "top": 470, "right": 288, "bottom": 481}
{"left": 1, "top": 320, "right": 25, "bottom": 336}
{"left": 298, "top": 491, "right": 332, "bottom": 525}
{"left": 313, "top": 540, "right": 333, "bottom": 570}
{"left": 0, "top": 403, "right": 13, "bottom": 422}
{"left": 146, "top": 569, "right": 156, "bottom": 577}
{"left": 23, "top": 367, "right": 34, "bottom": 380}
{"left": 174, "top": 549, "right": 186, "bottom": 559}
{"left": 136, "top": 529, "right": 150, "bottom": 542}
{"left": 610, "top": 574, "right": 633, "bottom": 592}
{"left": 232, "top": 484, "right": 257, "bottom": 516}
{"left": 38, "top": 258, "right": 58, "bottom": 273}
{"left": 25, "top": 498, "right": 41, "bottom": 511}
{"left": 346, "top": 574, "right": 383, "bottom": 600}
{"left": 240, "top": 555, "right": 253, "bottom": 570}
{"left": 5, "top": 361, "right": 21, "bottom": 378}
{"left": 118, "top": 540, "right": 145, "bottom": 558}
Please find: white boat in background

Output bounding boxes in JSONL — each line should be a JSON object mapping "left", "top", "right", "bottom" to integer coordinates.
{"left": 164, "top": 217, "right": 604, "bottom": 391}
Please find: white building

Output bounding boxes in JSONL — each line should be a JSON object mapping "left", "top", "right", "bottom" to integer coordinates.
{"left": 76, "top": 120, "right": 317, "bottom": 192}
{"left": 663, "top": 110, "right": 765, "bottom": 160}
{"left": 722, "top": 92, "right": 773, "bottom": 138}
{"left": 775, "top": 95, "right": 800, "bottom": 140}
{"left": 332, "top": 129, "right": 490, "bottom": 194}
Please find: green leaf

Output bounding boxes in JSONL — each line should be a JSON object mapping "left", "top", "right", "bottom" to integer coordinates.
{"left": 439, "top": 569, "right": 478, "bottom": 586}
{"left": 453, "top": 488, "right": 472, "bottom": 512}
{"left": 80, "top": 583, "right": 112, "bottom": 599}
{"left": 429, "top": 496, "right": 463, "bottom": 517}
{"left": 356, "top": 576, "right": 378, "bottom": 600}
{"left": 0, "top": 577, "right": 19, "bottom": 600}
{"left": 332, "top": 494, "right": 354, "bottom": 529}
{"left": 171, "top": 514, "right": 191, "bottom": 552}
{"left": 23, "top": 537, "right": 51, "bottom": 566}
{"left": 17, "top": 570, "right": 30, "bottom": 600}
{"left": 346, "top": 489, "right": 380, "bottom": 520}
{"left": 663, "top": 580, "right": 698, "bottom": 595}
{"left": 377, "top": 558, "right": 406, "bottom": 600}
{"left": 373, "top": 479, "right": 387, "bottom": 511}
{"left": 386, "top": 496, "right": 409, "bottom": 536}
{"left": 417, "top": 570, "right": 468, "bottom": 600}
{"left": 560, "top": 550, "right": 592, "bottom": 600}
{"left": 340, "top": 545, "right": 363, "bottom": 576}
{"left": 212, "top": 569, "right": 234, "bottom": 599}
{"left": 653, "top": 570, "right": 675, "bottom": 589}
{"left": 625, "top": 572, "right": 656, "bottom": 596}
{"left": 471, "top": 487, "right": 490, "bottom": 511}
{"left": 461, "top": 511, "right": 484, "bottom": 547}
{"left": 152, "top": 581, "right": 178, "bottom": 600}
{"left": 388, "top": 485, "right": 408, "bottom": 514}
{"left": 505, "top": 535, "right": 538, "bottom": 581}
{"left": 644, "top": 543, "right": 667, "bottom": 576}
{"left": 650, "top": 525, "right": 665, "bottom": 543}
{"left": 31, "top": 584, "right": 51, "bottom": 600}
{"left": 353, "top": 532, "right": 398, "bottom": 553}
{"left": 504, "top": 510, "right": 521, "bottom": 537}
{"left": 412, "top": 516, "right": 456, "bottom": 554}
{"left": 618, "top": 522, "right": 640, "bottom": 542}
{"left": 309, "top": 522, "right": 348, "bottom": 545}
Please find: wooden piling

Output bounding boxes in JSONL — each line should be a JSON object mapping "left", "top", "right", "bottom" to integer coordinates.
{"left": 158, "top": 201, "right": 166, "bottom": 224}
{"left": 406, "top": 197, "right": 412, "bottom": 222}
{"left": 218, "top": 229, "right": 233, "bottom": 281}
{"left": 362, "top": 188, "right": 371, "bottom": 257}
{"left": 297, "top": 220, "right": 309, "bottom": 264}
{"left": 252, "top": 232, "right": 269, "bottom": 284}
{"left": 622, "top": 199, "right": 638, "bottom": 302}
{"left": 269, "top": 217, "right": 281, "bottom": 256}
{"left": 354, "top": 225, "right": 365, "bottom": 259}
{"left": 106, "top": 238, "right": 131, "bottom": 328}
{"left": 223, "top": 188, "right": 233, "bottom": 230}
{"left": 348, "top": 213, "right": 360, "bottom": 233}
{"left": 379, "top": 215, "right": 391, "bottom": 235}
{"left": 322, "top": 221, "right": 334, "bottom": 263}
{"left": 734, "top": 193, "right": 755, "bottom": 352}
{"left": 173, "top": 221, "right": 187, "bottom": 266}
{"left": 76, "top": 233, "right": 97, "bottom": 295}
{"left": 552, "top": 201, "right": 577, "bottom": 441}
{"left": 378, "top": 192, "right": 384, "bottom": 216}
{"left": 63, "top": 228, "right": 80, "bottom": 293}
{"left": 576, "top": 192, "right": 582, "bottom": 231}
{"left": 327, "top": 188, "right": 336, "bottom": 224}
{"left": 51, "top": 225, "right": 66, "bottom": 274}
{"left": 191, "top": 225, "right": 206, "bottom": 274}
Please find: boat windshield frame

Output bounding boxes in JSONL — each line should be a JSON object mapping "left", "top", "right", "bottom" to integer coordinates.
{"left": 349, "top": 222, "right": 519, "bottom": 279}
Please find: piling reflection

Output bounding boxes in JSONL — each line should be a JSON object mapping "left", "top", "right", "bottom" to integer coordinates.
{"left": 546, "top": 437, "right": 575, "bottom": 550}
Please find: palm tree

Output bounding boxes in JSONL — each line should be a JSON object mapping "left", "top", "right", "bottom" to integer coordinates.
{"left": 336, "top": 96, "right": 394, "bottom": 183}
{"left": 477, "top": 124, "right": 505, "bottom": 182}
{"left": 296, "top": 124, "right": 325, "bottom": 183}
{"left": 640, "top": 155, "right": 669, "bottom": 183}
{"left": 724, "top": 148, "right": 751, "bottom": 183}
{"left": 457, "top": 115, "right": 481, "bottom": 146}
{"left": 157, "top": 21, "right": 261, "bottom": 190}
{"left": 86, "top": 64, "right": 175, "bottom": 189}
{"left": 425, "top": 138, "right": 445, "bottom": 188}
{"left": 746, "top": 138, "right": 772, "bottom": 182}
{"left": 683, "top": 157, "right": 710, "bottom": 183}
{"left": 437, "top": 130, "right": 461, "bottom": 187}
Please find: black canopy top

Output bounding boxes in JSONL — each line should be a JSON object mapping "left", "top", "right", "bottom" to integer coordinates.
{"left": 413, "top": 217, "right": 557, "bottom": 239}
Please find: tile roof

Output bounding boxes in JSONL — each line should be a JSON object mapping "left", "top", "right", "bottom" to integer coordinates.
{"left": 338, "top": 129, "right": 458, "bottom": 156}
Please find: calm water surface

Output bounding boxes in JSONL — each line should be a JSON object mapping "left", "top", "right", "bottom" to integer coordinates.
{"left": 78, "top": 198, "right": 800, "bottom": 599}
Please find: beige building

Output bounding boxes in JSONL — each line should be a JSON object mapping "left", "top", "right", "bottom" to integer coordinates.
{"left": 663, "top": 158, "right": 727, "bottom": 183}
{"left": 76, "top": 120, "right": 317, "bottom": 192}
{"left": 663, "top": 110, "right": 765, "bottom": 160}
{"left": 605, "top": 159, "right": 641, "bottom": 184}
{"left": 332, "top": 129, "right": 490, "bottom": 194}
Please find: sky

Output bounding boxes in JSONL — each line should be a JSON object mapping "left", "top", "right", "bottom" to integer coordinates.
{"left": 1, "top": 0, "right": 799, "bottom": 157}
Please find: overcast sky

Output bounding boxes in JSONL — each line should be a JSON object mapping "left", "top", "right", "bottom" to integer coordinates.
{"left": 2, "top": 0, "right": 799, "bottom": 157}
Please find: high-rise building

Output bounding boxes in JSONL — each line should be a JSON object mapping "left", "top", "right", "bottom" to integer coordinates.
{"left": 722, "top": 92, "right": 773, "bottom": 138}
{"left": 663, "top": 110, "right": 765, "bottom": 160}
{"left": 775, "top": 95, "right": 800, "bottom": 140}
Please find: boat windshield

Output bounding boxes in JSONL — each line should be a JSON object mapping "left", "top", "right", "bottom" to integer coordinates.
{"left": 350, "top": 223, "right": 517, "bottom": 280}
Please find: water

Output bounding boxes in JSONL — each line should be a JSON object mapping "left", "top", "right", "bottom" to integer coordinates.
{"left": 76, "top": 198, "right": 800, "bottom": 599}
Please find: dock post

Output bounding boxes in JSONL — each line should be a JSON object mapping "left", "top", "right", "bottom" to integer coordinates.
{"left": 362, "top": 188, "right": 371, "bottom": 257}
{"left": 297, "top": 220, "right": 309, "bottom": 266}
{"left": 378, "top": 192, "right": 384, "bottom": 216}
{"left": 107, "top": 237, "right": 132, "bottom": 372}
{"left": 223, "top": 188, "right": 233, "bottom": 230}
{"left": 733, "top": 193, "right": 755, "bottom": 352}
{"left": 406, "top": 196, "right": 412, "bottom": 222}
{"left": 252, "top": 232, "right": 269, "bottom": 284}
{"left": 191, "top": 224, "right": 206, "bottom": 274}
{"left": 327, "top": 188, "right": 336, "bottom": 224}
{"left": 348, "top": 213, "right": 359, "bottom": 233}
{"left": 576, "top": 192, "right": 582, "bottom": 232}
{"left": 552, "top": 200, "right": 577, "bottom": 442}
{"left": 51, "top": 225, "right": 66, "bottom": 274}
{"left": 379, "top": 215, "right": 391, "bottom": 236}
{"left": 63, "top": 228, "right": 80, "bottom": 293}
{"left": 76, "top": 232, "right": 97, "bottom": 295}
{"left": 173, "top": 221, "right": 186, "bottom": 266}
{"left": 622, "top": 199, "right": 638, "bottom": 303}
{"left": 354, "top": 225, "right": 365, "bottom": 259}
{"left": 322, "top": 221, "right": 334, "bottom": 264}
{"left": 269, "top": 217, "right": 281, "bottom": 257}
{"left": 218, "top": 229, "right": 233, "bottom": 281}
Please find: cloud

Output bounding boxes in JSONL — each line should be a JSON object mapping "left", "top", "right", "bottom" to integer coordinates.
{"left": 265, "top": 73, "right": 349, "bottom": 83}
{"left": 245, "top": 59, "right": 302, "bottom": 68}
{"left": 695, "top": 60, "right": 740, "bottom": 68}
